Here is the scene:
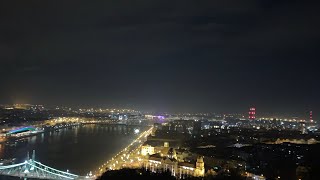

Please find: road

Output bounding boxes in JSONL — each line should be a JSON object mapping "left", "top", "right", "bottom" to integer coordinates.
{"left": 95, "top": 127, "right": 153, "bottom": 176}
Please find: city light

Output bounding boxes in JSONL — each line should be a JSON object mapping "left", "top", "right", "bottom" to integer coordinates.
{"left": 1, "top": 1, "right": 318, "bottom": 179}
{"left": 94, "top": 127, "right": 153, "bottom": 176}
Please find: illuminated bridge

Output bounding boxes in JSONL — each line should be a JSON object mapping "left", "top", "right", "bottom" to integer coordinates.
{"left": 0, "top": 151, "right": 94, "bottom": 180}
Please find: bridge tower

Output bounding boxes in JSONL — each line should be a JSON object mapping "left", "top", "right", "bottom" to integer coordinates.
{"left": 32, "top": 150, "right": 35, "bottom": 161}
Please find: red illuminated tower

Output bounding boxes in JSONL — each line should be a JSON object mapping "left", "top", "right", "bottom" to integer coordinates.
{"left": 249, "top": 107, "right": 256, "bottom": 120}
{"left": 310, "top": 111, "right": 313, "bottom": 123}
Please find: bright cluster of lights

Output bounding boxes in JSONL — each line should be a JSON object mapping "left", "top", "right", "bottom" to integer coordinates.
{"left": 95, "top": 127, "right": 153, "bottom": 176}
{"left": 78, "top": 108, "right": 139, "bottom": 113}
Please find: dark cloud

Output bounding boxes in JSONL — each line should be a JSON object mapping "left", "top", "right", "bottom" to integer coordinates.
{"left": 0, "top": 0, "right": 319, "bottom": 116}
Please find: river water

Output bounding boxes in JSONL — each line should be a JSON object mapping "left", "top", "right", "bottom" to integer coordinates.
{"left": 0, "top": 124, "right": 142, "bottom": 176}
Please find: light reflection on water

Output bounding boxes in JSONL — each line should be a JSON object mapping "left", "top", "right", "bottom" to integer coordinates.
{"left": 0, "top": 124, "right": 142, "bottom": 175}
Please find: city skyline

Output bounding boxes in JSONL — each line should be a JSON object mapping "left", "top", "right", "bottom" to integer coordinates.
{"left": 0, "top": 103, "right": 315, "bottom": 121}
{"left": 1, "top": 1, "right": 319, "bottom": 114}
{"left": 1, "top": 1, "right": 320, "bottom": 180}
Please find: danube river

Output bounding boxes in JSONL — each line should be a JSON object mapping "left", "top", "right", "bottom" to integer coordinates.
{"left": 0, "top": 124, "right": 144, "bottom": 176}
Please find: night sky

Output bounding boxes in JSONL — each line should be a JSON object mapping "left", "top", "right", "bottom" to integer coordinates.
{"left": 0, "top": 1, "right": 319, "bottom": 116}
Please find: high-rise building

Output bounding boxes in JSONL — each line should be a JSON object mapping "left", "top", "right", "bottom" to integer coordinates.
{"left": 310, "top": 111, "right": 313, "bottom": 123}
{"left": 249, "top": 107, "right": 256, "bottom": 120}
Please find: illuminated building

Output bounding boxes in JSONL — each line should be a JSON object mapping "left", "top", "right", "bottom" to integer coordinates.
{"left": 141, "top": 145, "right": 155, "bottom": 156}
{"left": 145, "top": 154, "right": 205, "bottom": 178}
{"left": 249, "top": 107, "right": 256, "bottom": 120}
{"left": 141, "top": 142, "right": 169, "bottom": 157}
{"left": 310, "top": 111, "right": 313, "bottom": 123}
{"left": 194, "top": 156, "right": 205, "bottom": 177}
{"left": 164, "top": 142, "right": 169, "bottom": 148}
{"left": 13, "top": 104, "right": 31, "bottom": 110}
{"left": 6, "top": 126, "right": 44, "bottom": 138}
{"left": 143, "top": 142, "right": 205, "bottom": 178}
{"left": 7, "top": 126, "right": 36, "bottom": 135}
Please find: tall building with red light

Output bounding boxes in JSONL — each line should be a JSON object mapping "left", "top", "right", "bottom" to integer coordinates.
{"left": 249, "top": 107, "right": 256, "bottom": 120}
{"left": 310, "top": 111, "right": 313, "bottom": 123}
